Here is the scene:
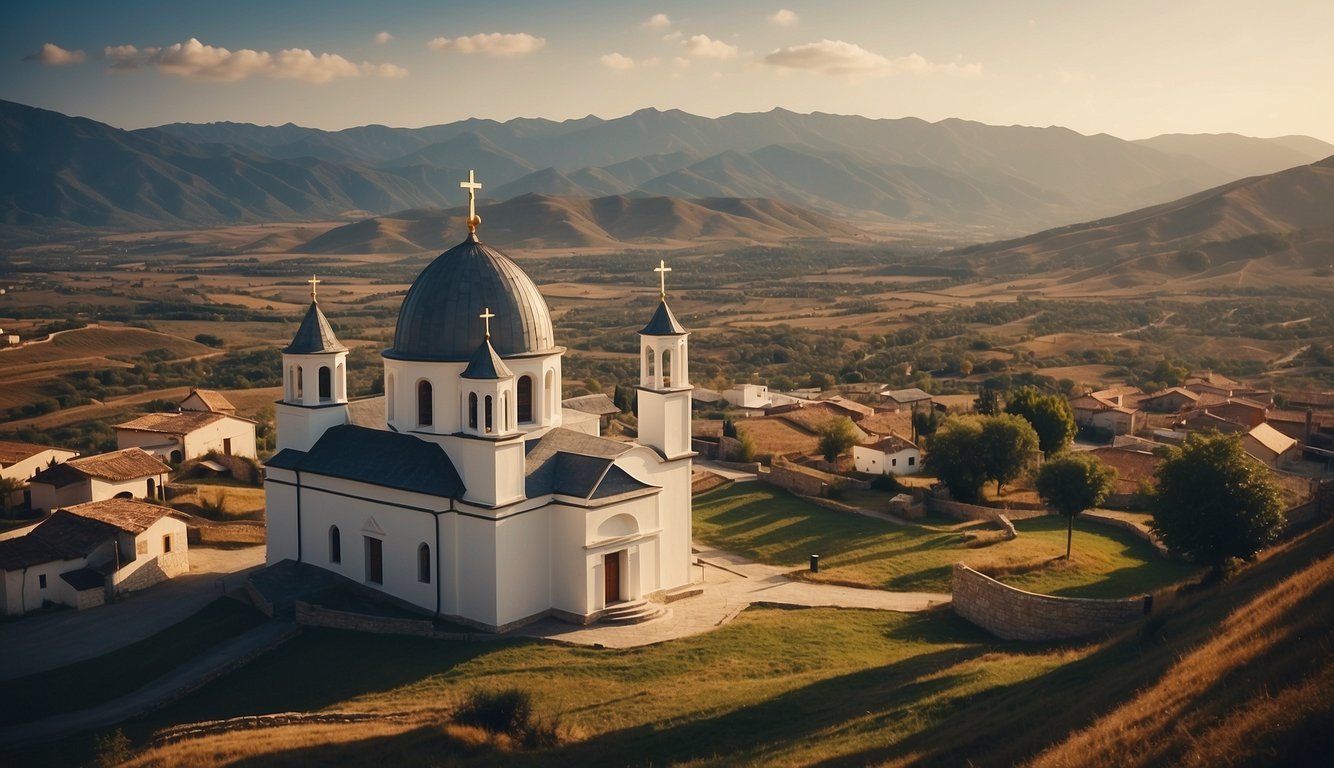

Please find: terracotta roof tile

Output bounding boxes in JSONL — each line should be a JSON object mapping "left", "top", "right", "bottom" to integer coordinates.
{"left": 63, "top": 498, "right": 174, "bottom": 534}
{"left": 114, "top": 411, "right": 226, "bottom": 434}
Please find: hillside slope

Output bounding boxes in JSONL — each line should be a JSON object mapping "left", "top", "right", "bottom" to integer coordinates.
{"left": 294, "top": 194, "right": 867, "bottom": 252}
{"left": 955, "top": 155, "right": 1334, "bottom": 288}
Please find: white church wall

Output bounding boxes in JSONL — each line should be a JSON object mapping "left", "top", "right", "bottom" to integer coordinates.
{"left": 439, "top": 435, "right": 526, "bottom": 508}
{"left": 614, "top": 448, "right": 693, "bottom": 591}
{"left": 455, "top": 512, "right": 500, "bottom": 626}
{"left": 492, "top": 509, "right": 552, "bottom": 628}
{"left": 276, "top": 402, "right": 348, "bottom": 453}
{"left": 264, "top": 469, "right": 299, "bottom": 566}
{"left": 382, "top": 359, "right": 466, "bottom": 434}
{"left": 549, "top": 504, "right": 589, "bottom": 616}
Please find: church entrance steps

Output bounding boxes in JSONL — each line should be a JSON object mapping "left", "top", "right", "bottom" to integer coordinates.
{"left": 599, "top": 599, "right": 670, "bottom": 625}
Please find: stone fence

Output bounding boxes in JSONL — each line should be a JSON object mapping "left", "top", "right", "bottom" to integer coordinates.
{"left": 952, "top": 563, "right": 1151, "bottom": 641}
{"left": 1082, "top": 511, "right": 1169, "bottom": 557}
{"left": 760, "top": 462, "right": 831, "bottom": 497}
{"left": 927, "top": 496, "right": 1018, "bottom": 539}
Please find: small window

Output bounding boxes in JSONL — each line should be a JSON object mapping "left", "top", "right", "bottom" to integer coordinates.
{"left": 319, "top": 366, "right": 332, "bottom": 400}
{"left": 417, "top": 380, "right": 434, "bottom": 426}
{"left": 908, "top": 456, "right": 916, "bottom": 466}
{"left": 329, "top": 526, "right": 342, "bottom": 563}
{"left": 39, "top": 574, "right": 47, "bottom": 589}
{"left": 365, "top": 537, "right": 384, "bottom": 584}
{"left": 468, "top": 392, "right": 479, "bottom": 429}
{"left": 163, "top": 534, "right": 172, "bottom": 553}
{"left": 137, "top": 540, "right": 148, "bottom": 555}
{"left": 891, "top": 458, "right": 897, "bottom": 467}
{"left": 485, "top": 395, "right": 494, "bottom": 433}
{"left": 418, "top": 543, "right": 431, "bottom": 583}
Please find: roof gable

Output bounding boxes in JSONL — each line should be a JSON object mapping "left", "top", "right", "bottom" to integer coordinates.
{"left": 34, "top": 448, "right": 169, "bottom": 484}
{"left": 267, "top": 425, "right": 464, "bottom": 498}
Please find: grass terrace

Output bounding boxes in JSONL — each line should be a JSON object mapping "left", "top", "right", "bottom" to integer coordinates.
{"left": 693, "top": 483, "right": 1199, "bottom": 598}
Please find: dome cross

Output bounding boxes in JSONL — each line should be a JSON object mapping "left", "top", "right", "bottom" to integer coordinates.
{"left": 460, "top": 170, "right": 482, "bottom": 234}
{"left": 654, "top": 260, "right": 672, "bottom": 300}
{"left": 308, "top": 274, "right": 321, "bottom": 302}
{"left": 480, "top": 306, "right": 495, "bottom": 339}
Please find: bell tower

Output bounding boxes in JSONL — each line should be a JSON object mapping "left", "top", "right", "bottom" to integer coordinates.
{"left": 276, "top": 276, "right": 349, "bottom": 452}
{"left": 637, "top": 261, "right": 692, "bottom": 459}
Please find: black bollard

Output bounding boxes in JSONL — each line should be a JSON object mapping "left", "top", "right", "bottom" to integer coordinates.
{"left": 810, "top": 554, "right": 820, "bottom": 573}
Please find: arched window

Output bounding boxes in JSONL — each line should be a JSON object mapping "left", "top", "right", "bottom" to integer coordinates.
{"left": 147, "top": 478, "right": 156, "bottom": 499}
{"left": 662, "top": 349, "right": 673, "bottom": 388}
{"left": 295, "top": 365, "right": 304, "bottom": 399}
{"left": 329, "top": 526, "right": 342, "bottom": 563}
{"left": 418, "top": 543, "right": 431, "bottom": 583}
{"left": 517, "top": 375, "right": 533, "bottom": 423}
{"left": 417, "top": 380, "right": 433, "bottom": 426}
{"left": 318, "top": 366, "right": 332, "bottom": 400}
{"left": 545, "top": 370, "right": 555, "bottom": 420}
{"left": 645, "top": 348, "right": 655, "bottom": 380}
{"left": 386, "top": 374, "right": 396, "bottom": 421}
{"left": 468, "top": 392, "right": 478, "bottom": 429}
{"left": 335, "top": 362, "right": 345, "bottom": 399}
{"left": 485, "top": 395, "right": 494, "bottom": 433}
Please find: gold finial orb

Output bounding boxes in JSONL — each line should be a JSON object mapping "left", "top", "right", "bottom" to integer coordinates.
{"left": 468, "top": 214, "right": 482, "bottom": 233}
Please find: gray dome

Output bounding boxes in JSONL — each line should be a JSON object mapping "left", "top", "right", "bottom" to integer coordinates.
{"left": 386, "top": 234, "right": 556, "bottom": 362}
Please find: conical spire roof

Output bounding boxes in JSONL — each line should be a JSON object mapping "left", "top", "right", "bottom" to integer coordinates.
{"left": 284, "top": 301, "right": 348, "bottom": 354}
{"left": 461, "top": 338, "right": 514, "bottom": 380}
{"left": 639, "top": 299, "right": 686, "bottom": 336}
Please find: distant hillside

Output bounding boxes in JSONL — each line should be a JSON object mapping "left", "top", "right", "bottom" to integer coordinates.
{"left": 955, "top": 155, "right": 1334, "bottom": 288}
{"left": 294, "top": 194, "right": 867, "bottom": 253}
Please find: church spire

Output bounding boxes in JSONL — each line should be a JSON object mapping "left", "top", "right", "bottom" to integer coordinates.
{"left": 460, "top": 169, "right": 482, "bottom": 236}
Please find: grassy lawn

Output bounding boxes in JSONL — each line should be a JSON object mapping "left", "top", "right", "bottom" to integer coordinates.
{"left": 695, "top": 483, "right": 1198, "bottom": 598}
{"left": 175, "top": 481, "right": 265, "bottom": 520}
{"left": 83, "top": 607, "right": 1073, "bottom": 767}
{"left": 0, "top": 597, "right": 265, "bottom": 727}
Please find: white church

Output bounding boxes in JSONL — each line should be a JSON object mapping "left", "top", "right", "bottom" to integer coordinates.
{"left": 264, "top": 174, "right": 695, "bottom": 631}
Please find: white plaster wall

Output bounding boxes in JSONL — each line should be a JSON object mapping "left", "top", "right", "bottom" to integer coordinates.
{"left": 1, "top": 449, "right": 78, "bottom": 482}
{"left": 30, "top": 480, "right": 92, "bottom": 512}
{"left": 455, "top": 511, "right": 500, "bottom": 626}
{"left": 549, "top": 504, "right": 587, "bottom": 615}
{"left": 264, "top": 467, "right": 300, "bottom": 566}
{"left": 283, "top": 351, "right": 347, "bottom": 407}
{"left": 493, "top": 509, "right": 552, "bottom": 627}
{"left": 90, "top": 476, "right": 163, "bottom": 502}
{"left": 182, "top": 417, "right": 258, "bottom": 459}
{"left": 115, "top": 430, "right": 180, "bottom": 458}
{"left": 438, "top": 434, "right": 526, "bottom": 508}
{"left": 382, "top": 359, "right": 467, "bottom": 434}
{"left": 854, "top": 446, "right": 921, "bottom": 475}
{"left": 275, "top": 402, "right": 349, "bottom": 453}
{"left": 610, "top": 447, "right": 693, "bottom": 592}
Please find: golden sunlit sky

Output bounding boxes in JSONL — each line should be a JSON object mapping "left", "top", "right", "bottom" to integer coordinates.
{"left": 3, "top": 0, "right": 1332, "bottom": 141}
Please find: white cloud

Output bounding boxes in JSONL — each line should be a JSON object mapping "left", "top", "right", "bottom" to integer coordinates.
{"left": 375, "top": 31, "right": 394, "bottom": 45}
{"left": 768, "top": 9, "right": 799, "bottom": 26}
{"left": 104, "top": 38, "right": 406, "bottom": 82}
{"left": 683, "top": 34, "right": 738, "bottom": 60}
{"left": 428, "top": 32, "right": 545, "bottom": 56}
{"left": 600, "top": 52, "right": 634, "bottom": 70}
{"left": 642, "top": 13, "right": 671, "bottom": 30}
{"left": 765, "top": 40, "right": 979, "bottom": 77}
{"left": 29, "top": 42, "right": 86, "bottom": 65}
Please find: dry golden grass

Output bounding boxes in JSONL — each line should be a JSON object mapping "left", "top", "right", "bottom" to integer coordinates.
{"left": 735, "top": 418, "right": 819, "bottom": 457}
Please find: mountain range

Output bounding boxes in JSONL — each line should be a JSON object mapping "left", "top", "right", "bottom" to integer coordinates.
{"left": 2, "top": 99, "right": 1331, "bottom": 242}
{"left": 955, "top": 155, "right": 1334, "bottom": 288}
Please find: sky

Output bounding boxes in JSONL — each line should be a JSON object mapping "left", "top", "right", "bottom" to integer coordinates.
{"left": 3, "top": 0, "right": 1332, "bottom": 142}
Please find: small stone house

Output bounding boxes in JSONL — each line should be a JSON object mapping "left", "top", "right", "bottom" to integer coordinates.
{"left": 853, "top": 434, "right": 921, "bottom": 476}
{"left": 724, "top": 384, "right": 772, "bottom": 410}
{"left": 1243, "top": 423, "right": 1301, "bottom": 468}
{"left": 1138, "top": 387, "right": 1200, "bottom": 413}
{"left": 179, "top": 388, "right": 238, "bottom": 415}
{"left": 1069, "top": 387, "right": 1143, "bottom": 436}
{"left": 28, "top": 448, "right": 171, "bottom": 513}
{"left": 0, "top": 499, "right": 188, "bottom": 617}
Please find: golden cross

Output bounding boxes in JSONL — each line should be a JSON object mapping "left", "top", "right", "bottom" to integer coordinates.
{"left": 460, "top": 170, "right": 482, "bottom": 233}
{"left": 654, "top": 260, "right": 672, "bottom": 299}
{"left": 480, "top": 306, "right": 495, "bottom": 339}
{"left": 308, "top": 274, "right": 320, "bottom": 302}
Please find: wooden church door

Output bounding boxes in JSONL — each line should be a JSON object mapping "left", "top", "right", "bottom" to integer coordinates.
{"left": 604, "top": 552, "right": 621, "bottom": 603}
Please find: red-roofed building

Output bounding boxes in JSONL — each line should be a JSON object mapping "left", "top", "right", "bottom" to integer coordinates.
{"left": 28, "top": 448, "right": 170, "bottom": 513}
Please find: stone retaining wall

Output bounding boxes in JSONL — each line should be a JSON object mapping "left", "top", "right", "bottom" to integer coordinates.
{"left": 1083, "top": 511, "right": 1168, "bottom": 557}
{"left": 760, "top": 463, "right": 829, "bottom": 497}
{"left": 952, "top": 563, "right": 1150, "bottom": 641}
{"left": 928, "top": 497, "right": 1017, "bottom": 539}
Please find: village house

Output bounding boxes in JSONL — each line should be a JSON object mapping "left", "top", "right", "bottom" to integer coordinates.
{"left": 0, "top": 498, "right": 188, "bottom": 617}
{"left": 1138, "top": 387, "right": 1201, "bottom": 413}
{"left": 723, "top": 384, "right": 772, "bottom": 412}
{"left": 853, "top": 434, "right": 921, "bottom": 476}
{"left": 0, "top": 440, "right": 79, "bottom": 509}
{"left": 560, "top": 393, "right": 621, "bottom": 432}
{"left": 1243, "top": 423, "right": 1301, "bottom": 468}
{"left": 114, "top": 390, "right": 257, "bottom": 463}
{"left": 1069, "top": 387, "right": 1143, "bottom": 436}
{"left": 29, "top": 448, "right": 171, "bottom": 513}
{"left": 878, "top": 387, "right": 934, "bottom": 412}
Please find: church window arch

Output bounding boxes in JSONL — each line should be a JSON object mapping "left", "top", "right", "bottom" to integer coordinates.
{"left": 645, "top": 348, "right": 655, "bottom": 381}
{"left": 418, "top": 543, "right": 431, "bottom": 583}
{"left": 335, "top": 362, "right": 345, "bottom": 400}
{"left": 318, "top": 366, "right": 332, "bottom": 400}
{"left": 417, "top": 380, "right": 433, "bottom": 426}
{"left": 517, "top": 375, "right": 533, "bottom": 423}
{"left": 662, "top": 348, "right": 672, "bottom": 388}
{"left": 545, "top": 370, "right": 554, "bottom": 421}
{"left": 485, "top": 395, "right": 494, "bottom": 433}
{"left": 501, "top": 391, "right": 511, "bottom": 431}
{"left": 387, "top": 374, "right": 396, "bottom": 421}
{"left": 329, "top": 526, "right": 342, "bottom": 563}
{"left": 295, "top": 366, "right": 304, "bottom": 399}
{"left": 468, "top": 392, "right": 478, "bottom": 429}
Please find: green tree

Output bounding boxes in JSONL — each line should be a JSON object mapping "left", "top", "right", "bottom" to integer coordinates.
{"left": 924, "top": 416, "right": 988, "bottom": 504}
{"left": 1005, "top": 385, "right": 1076, "bottom": 457}
{"left": 1036, "top": 452, "right": 1118, "bottom": 559}
{"left": 0, "top": 476, "right": 24, "bottom": 517}
{"left": 816, "top": 417, "right": 859, "bottom": 463}
{"left": 979, "top": 414, "right": 1041, "bottom": 497}
{"left": 975, "top": 381, "right": 1002, "bottom": 416}
{"left": 912, "top": 407, "right": 940, "bottom": 441}
{"left": 1151, "top": 432, "right": 1285, "bottom": 579}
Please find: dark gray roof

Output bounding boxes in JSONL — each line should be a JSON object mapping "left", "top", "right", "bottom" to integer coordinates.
{"left": 284, "top": 301, "right": 348, "bottom": 355}
{"left": 266, "top": 425, "right": 464, "bottom": 498}
{"left": 525, "top": 427, "right": 655, "bottom": 501}
{"left": 0, "top": 512, "right": 117, "bottom": 570}
{"left": 387, "top": 234, "right": 556, "bottom": 362}
{"left": 639, "top": 299, "right": 686, "bottom": 336}
{"left": 60, "top": 567, "right": 106, "bottom": 591}
{"left": 461, "top": 339, "right": 515, "bottom": 380}
{"left": 561, "top": 393, "right": 620, "bottom": 416}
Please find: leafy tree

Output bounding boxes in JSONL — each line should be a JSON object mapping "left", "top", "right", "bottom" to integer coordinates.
{"left": 816, "top": 417, "right": 859, "bottom": 463}
{"left": 612, "top": 384, "right": 634, "bottom": 414}
{"left": 976, "top": 381, "right": 1002, "bottom": 416}
{"left": 978, "top": 414, "right": 1041, "bottom": 497}
{"left": 1036, "top": 452, "right": 1118, "bottom": 559}
{"left": 0, "top": 476, "right": 25, "bottom": 517}
{"left": 1151, "top": 432, "right": 1285, "bottom": 579}
{"left": 924, "top": 416, "right": 988, "bottom": 504}
{"left": 1005, "top": 385, "right": 1076, "bottom": 457}
{"left": 912, "top": 407, "right": 940, "bottom": 441}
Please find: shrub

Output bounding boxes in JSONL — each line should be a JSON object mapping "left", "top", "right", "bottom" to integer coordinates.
{"left": 871, "top": 473, "right": 904, "bottom": 493}
{"left": 453, "top": 687, "right": 561, "bottom": 749}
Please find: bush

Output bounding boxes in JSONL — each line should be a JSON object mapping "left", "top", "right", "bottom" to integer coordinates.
{"left": 871, "top": 473, "right": 904, "bottom": 493}
{"left": 453, "top": 687, "right": 561, "bottom": 749}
